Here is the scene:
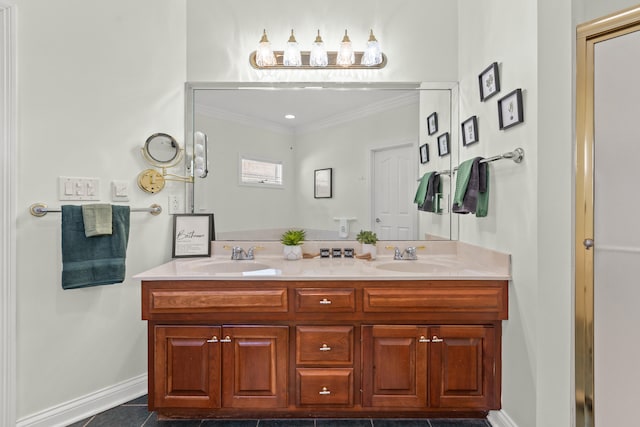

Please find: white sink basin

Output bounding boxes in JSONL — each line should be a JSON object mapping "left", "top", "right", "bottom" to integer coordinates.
{"left": 375, "top": 261, "right": 453, "bottom": 273}
{"left": 187, "top": 261, "right": 273, "bottom": 274}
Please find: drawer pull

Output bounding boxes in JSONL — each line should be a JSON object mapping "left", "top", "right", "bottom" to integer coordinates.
{"left": 418, "top": 335, "right": 430, "bottom": 343}
{"left": 319, "top": 387, "right": 331, "bottom": 395}
{"left": 319, "top": 298, "right": 332, "bottom": 305}
{"left": 319, "top": 344, "right": 332, "bottom": 351}
{"left": 206, "top": 336, "right": 219, "bottom": 343}
{"left": 220, "top": 335, "right": 232, "bottom": 343}
{"left": 431, "top": 335, "right": 444, "bottom": 343}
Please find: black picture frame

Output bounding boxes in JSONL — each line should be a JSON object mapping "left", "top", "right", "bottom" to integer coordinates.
{"left": 419, "top": 143, "right": 429, "bottom": 164}
{"left": 437, "top": 133, "right": 450, "bottom": 157}
{"left": 461, "top": 116, "right": 479, "bottom": 146}
{"left": 478, "top": 62, "right": 501, "bottom": 101}
{"left": 498, "top": 88, "right": 524, "bottom": 130}
{"left": 427, "top": 112, "right": 438, "bottom": 135}
{"left": 172, "top": 213, "right": 214, "bottom": 258}
{"left": 314, "top": 168, "right": 332, "bottom": 198}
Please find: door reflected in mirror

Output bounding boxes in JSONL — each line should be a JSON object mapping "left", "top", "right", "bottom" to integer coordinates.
{"left": 186, "top": 83, "right": 458, "bottom": 241}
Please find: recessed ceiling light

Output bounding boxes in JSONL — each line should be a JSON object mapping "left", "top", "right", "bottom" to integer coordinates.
{"left": 284, "top": 114, "right": 296, "bottom": 119}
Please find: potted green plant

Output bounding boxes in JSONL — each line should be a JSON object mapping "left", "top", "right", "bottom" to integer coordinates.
{"left": 356, "top": 230, "right": 378, "bottom": 259}
{"left": 280, "top": 229, "right": 306, "bottom": 260}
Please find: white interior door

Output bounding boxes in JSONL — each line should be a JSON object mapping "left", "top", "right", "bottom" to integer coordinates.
{"left": 372, "top": 144, "right": 416, "bottom": 240}
{"left": 593, "top": 28, "right": 640, "bottom": 427}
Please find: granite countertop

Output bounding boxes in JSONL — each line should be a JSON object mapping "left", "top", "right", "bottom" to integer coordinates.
{"left": 133, "top": 240, "right": 511, "bottom": 281}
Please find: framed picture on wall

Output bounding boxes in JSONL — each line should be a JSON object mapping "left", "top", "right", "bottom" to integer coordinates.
{"left": 427, "top": 112, "right": 438, "bottom": 135}
{"left": 172, "top": 213, "right": 214, "bottom": 258}
{"left": 461, "top": 116, "right": 479, "bottom": 146}
{"left": 419, "top": 143, "right": 429, "bottom": 164}
{"left": 437, "top": 133, "right": 450, "bottom": 157}
{"left": 478, "top": 62, "right": 501, "bottom": 101}
{"left": 498, "top": 88, "right": 524, "bottom": 130}
{"left": 314, "top": 168, "right": 333, "bottom": 198}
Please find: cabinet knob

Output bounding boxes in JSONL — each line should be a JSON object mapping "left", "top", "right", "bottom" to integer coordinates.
{"left": 206, "top": 336, "right": 219, "bottom": 343}
{"left": 220, "top": 335, "right": 232, "bottom": 343}
{"left": 431, "top": 335, "right": 443, "bottom": 343}
{"left": 319, "top": 298, "right": 332, "bottom": 305}
{"left": 319, "top": 386, "right": 331, "bottom": 395}
{"left": 319, "top": 343, "right": 332, "bottom": 351}
{"left": 418, "top": 335, "right": 430, "bottom": 343}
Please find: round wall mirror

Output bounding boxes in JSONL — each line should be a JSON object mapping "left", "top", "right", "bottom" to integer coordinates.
{"left": 141, "top": 133, "right": 183, "bottom": 168}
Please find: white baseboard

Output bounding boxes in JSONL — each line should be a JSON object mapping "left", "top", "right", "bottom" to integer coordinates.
{"left": 16, "top": 374, "right": 147, "bottom": 427}
{"left": 488, "top": 409, "right": 519, "bottom": 427}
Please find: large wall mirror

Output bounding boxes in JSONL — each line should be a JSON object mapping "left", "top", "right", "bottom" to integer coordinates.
{"left": 185, "top": 82, "right": 459, "bottom": 241}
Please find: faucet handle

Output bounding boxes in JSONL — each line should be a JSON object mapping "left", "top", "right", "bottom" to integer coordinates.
{"left": 246, "top": 246, "right": 264, "bottom": 258}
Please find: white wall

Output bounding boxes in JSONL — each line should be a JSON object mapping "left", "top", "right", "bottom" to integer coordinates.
{"left": 14, "top": 0, "right": 186, "bottom": 421}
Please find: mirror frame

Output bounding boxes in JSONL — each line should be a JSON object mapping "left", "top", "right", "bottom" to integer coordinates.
{"left": 141, "top": 132, "right": 184, "bottom": 168}
{"left": 184, "top": 81, "right": 459, "bottom": 241}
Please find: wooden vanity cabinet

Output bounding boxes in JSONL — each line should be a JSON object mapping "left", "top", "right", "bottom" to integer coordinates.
{"left": 142, "top": 279, "right": 507, "bottom": 418}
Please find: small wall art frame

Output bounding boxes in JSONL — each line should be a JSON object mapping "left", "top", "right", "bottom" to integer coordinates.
{"left": 314, "top": 168, "right": 333, "bottom": 198}
{"left": 437, "top": 133, "right": 450, "bottom": 157}
{"left": 478, "top": 62, "right": 501, "bottom": 101}
{"left": 172, "top": 213, "right": 214, "bottom": 258}
{"left": 427, "top": 112, "right": 438, "bottom": 135}
{"left": 419, "top": 143, "right": 429, "bottom": 164}
{"left": 498, "top": 88, "right": 524, "bottom": 130}
{"left": 461, "top": 116, "right": 479, "bottom": 146}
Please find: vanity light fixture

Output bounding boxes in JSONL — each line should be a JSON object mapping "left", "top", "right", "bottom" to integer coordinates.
{"left": 193, "top": 131, "right": 208, "bottom": 178}
{"left": 255, "top": 29, "right": 277, "bottom": 67}
{"left": 309, "top": 30, "right": 328, "bottom": 67}
{"left": 283, "top": 29, "right": 302, "bottom": 66}
{"left": 249, "top": 29, "right": 387, "bottom": 69}
{"left": 336, "top": 30, "right": 355, "bottom": 66}
{"left": 361, "top": 29, "right": 382, "bottom": 66}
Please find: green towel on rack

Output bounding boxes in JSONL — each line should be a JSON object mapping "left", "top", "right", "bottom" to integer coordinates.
{"left": 452, "top": 157, "right": 489, "bottom": 217}
{"left": 61, "top": 205, "right": 130, "bottom": 289}
{"left": 413, "top": 172, "right": 433, "bottom": 206}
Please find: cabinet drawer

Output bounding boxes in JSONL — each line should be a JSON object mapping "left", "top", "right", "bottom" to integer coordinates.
{"left": 296, "top": 326, "right": 353, "bottom": 365}
{"left": 296, "top": 368, "right": 353, "bottom": 406}
{"left": 363, "top": 287, "right": 506, "bottom": 316}
{"left": 295, "top": 288, "right": 355, "bottom": 312}
{"left": 147, "top": 288, "right": 288, "bottom": 314}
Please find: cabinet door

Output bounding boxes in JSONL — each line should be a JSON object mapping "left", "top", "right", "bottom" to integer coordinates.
{"left": 362, "top": 325, "right": 428, "bottom": 408}
{"left": 221, "top": 325, "right": 288, "bottom": 408}
{"left": 429, "top": 325, "right": 496, "bottom": 409}
{"left": 153, "top": 325, "right": 221, "bottom": 409}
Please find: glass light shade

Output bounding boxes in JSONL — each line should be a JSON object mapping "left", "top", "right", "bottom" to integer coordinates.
{"left": 309, "top": 30, "right": 328, "bottom": 67}
{"left": 361, "top": 30, "right": 382, "bottom": 66}
{"left": 255, "top": 29, "right": 276, "bottom": 67}
{"left": 336, "top": 29, "right": 355, "bottom": 66}
{"left": 283, "top": 29, "right": 302, "bottom": 66}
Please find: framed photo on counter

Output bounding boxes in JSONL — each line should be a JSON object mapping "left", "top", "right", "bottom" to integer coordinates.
{"left": 172, "top": 213, "right": 214, "bottom": 258}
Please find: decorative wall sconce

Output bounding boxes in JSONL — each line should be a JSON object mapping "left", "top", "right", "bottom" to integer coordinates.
{"left": 137, "top": 132, "right": 208, "bottom": 194}
{"left": 250, "top": 29, "right": 387, "bottom": 69}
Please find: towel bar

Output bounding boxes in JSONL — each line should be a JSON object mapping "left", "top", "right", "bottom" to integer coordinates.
{"left": 29, "top": 203, "right": 162, "bottom": 217}
{"left": 417, "top": 147, "right": 525, "bottom": 180}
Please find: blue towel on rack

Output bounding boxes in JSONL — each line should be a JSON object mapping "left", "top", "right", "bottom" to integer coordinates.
{"left": 61, "top": 205, "right": 130, "bottom": 289}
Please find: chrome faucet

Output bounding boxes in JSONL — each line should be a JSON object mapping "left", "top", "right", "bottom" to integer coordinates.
{"left": 229, "top": 246, "right": 257, "bottom": 260}
{"left": 391, "top": 246, "right": 421, "bottom": 260}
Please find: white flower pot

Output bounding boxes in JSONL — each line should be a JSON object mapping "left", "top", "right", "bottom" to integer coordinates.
{"left": 283, "top": 245, "right": 303, "bottom": 260}
{"left": 362, "top": 243, "right": 377, "bottom": 260}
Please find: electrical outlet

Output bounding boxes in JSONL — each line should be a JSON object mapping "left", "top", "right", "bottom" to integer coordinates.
{"left": 168, "top": 195, "right": 182, "bottom": 214}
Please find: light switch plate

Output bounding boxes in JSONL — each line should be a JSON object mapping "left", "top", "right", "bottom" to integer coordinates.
{"left": 58, "top": 176, "right": 100, "bottom": 201}
{"left": 111, "top": 180, "right": 130, "bottom": 202}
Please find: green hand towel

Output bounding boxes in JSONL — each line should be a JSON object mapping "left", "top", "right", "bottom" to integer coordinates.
{"left": 413, "top": 172, "right": 433, "bottom": 205}
{"left": 452, "top": 158, "right": 490, "bottom": 217}
{"left": 82, "top": 204, "right": 113, "bottom": 237}
{"left": 62, "top": 205, "right": 130, "bottom": 289}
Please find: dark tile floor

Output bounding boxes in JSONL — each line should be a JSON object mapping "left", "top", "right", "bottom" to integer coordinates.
{"left": 67, "top": 396, "right": 491, "bottom": 427}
